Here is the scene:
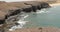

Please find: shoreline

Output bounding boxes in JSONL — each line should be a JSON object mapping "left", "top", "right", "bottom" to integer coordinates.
{"left": 49, "top": 3, "right": 60, "bottom": 6}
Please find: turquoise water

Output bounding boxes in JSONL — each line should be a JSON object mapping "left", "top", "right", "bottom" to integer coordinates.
{"left": 24, "top": 6, "right": 60, "bottom": 28}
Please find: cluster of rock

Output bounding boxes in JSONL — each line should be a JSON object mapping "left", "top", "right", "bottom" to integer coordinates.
{"left": 0, "top": 1, "right": 50, "bottom": 32}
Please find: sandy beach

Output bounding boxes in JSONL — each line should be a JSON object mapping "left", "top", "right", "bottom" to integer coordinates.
{"left": 50, "top": 3, "right": 60, "bottom": 6}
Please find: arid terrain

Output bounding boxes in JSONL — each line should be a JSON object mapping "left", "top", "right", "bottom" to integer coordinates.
{"left": 7, "top": 27, "right": 60, "bottom": 32}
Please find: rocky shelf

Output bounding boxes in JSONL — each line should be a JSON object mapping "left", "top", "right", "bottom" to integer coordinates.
{"left": 0, "top": 1, "right": 50, "bottom": 32}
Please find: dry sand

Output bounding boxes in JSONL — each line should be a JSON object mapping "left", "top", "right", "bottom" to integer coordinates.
{"left": 50, "top": 3, "right": 60, "bottom": 6}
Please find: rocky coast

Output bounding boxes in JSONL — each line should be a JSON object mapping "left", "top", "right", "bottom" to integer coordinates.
{"left": 0, "top": 1, "right": 50, "bottom": 32}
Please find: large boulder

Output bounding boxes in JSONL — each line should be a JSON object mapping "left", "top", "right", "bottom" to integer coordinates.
{"left": 40, "top": 2, "right": 51, "bottom": 8}
{"left": 23, "top": 1, "right": 41, "bottom": 12}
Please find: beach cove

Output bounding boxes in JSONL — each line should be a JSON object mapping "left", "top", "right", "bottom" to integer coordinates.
{"left": 8, "top": 3, "right": 60, "bottom": 32}
{"left": 23, "top": 3, "right": 60, "bottom": 28}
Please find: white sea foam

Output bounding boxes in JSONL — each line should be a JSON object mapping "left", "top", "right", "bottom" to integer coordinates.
{"left": 36, "top": 10, "right": 45, "bottom": 14}
{"left": 9, "top": 15, "right": 29, "bottom": 31}
{"left": 24, "top": 15, "right": 29, "bottom": 18}
{"left": 20, "top": 14, "right": 29, "bottom": 20}
{"left": 36, "top": 9, "right": 49, "bottom": 14}
{"left": 9, "top": 20, "right": 28, "bottom": 31}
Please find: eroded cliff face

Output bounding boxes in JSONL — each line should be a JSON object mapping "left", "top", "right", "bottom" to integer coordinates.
{"left": 0, "top": 1, "right": 50, "bottom": 32}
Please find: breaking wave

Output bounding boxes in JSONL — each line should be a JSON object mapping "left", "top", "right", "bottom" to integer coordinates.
{"left": 36, "top": 9, "right": 49, "bottom": 14}
{"left": 9, "top": 14, "right": 29, "bottom": 31}
{"left": 9, "top": 9, "right": 50, "bottom": 31}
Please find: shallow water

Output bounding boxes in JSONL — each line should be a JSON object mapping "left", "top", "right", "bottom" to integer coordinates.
{"left": 24, "top": 6, "right": 60, "bottom": 28}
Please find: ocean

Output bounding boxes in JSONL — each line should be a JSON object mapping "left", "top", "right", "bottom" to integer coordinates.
{"left": 24, "top": 5, "right": 60, "bottom": 28}
{"left": 9, "top": 5, "right": 60, "bottom": 31}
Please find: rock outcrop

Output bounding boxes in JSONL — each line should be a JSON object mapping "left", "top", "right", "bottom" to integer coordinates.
{"left": 0, "top": 1, "right": 51, "bottom": 32}
{"left": 0, "top": 3, "right": 21, "bottom": 32}
{"left": 23, "top": 1, "right": 50, "bottom": 12}
{"left": 40, "top": 2, "right": 51, "bottom": 8}
{"left": 23, "top": 1, "right": 41, "bottom": 12}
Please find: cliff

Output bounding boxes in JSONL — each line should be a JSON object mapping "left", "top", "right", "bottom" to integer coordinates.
{"left": 0, "top": 1, "right": 50, "bottom": 32}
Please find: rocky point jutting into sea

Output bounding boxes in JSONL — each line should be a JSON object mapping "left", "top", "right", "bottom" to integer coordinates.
{"left": 0, "top": 1, "right": 50, "bottom": 32}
